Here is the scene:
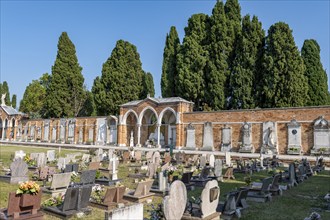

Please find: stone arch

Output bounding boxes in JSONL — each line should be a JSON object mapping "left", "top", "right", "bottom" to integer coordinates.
{"left": 158, "top": 107, "right": 178, "bottom": 125}
{"left": 138, "top": 106, "right": 159, "bottom": 125}
{"left": 122, "top": 109, "right": 139, "bottom": 125}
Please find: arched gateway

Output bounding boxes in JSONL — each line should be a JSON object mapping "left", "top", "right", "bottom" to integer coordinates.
{"left": 118, "top": 96, "right": 193, "bottom": 148}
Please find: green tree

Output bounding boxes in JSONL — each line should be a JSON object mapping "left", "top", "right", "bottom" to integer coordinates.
{"left": 230, "top": 15, "right": 265, "bottom": 109}
{"left": 176, "top": 14, "right": 210, "bottom": 111}
{"left": 92, "top": 40, "right": 144, "bottom": 115}
{"left": 78, "top": 90, "right": 96, "bottom": 116}
{"left": 261, "top": 22, "right": 308, "bottom": 107}
{"left": 206, "top": 1, "right": 228, "bottom": 110}
{"left": 11, "top": 94, "right": 17, "bottom": 109}
{"left": 1, "top": 81, "right": 11, "bottom": 106}
{"left": 44, "top": 32, "right": 86, "bottom": 117}
{"left": 141, "top": 72, "right": 155, "bottom": 98}
{"left": 161, "top": 26, "right": 180, "bottom": 97}
{"left": 301, "top": 39, "right": 329, "bottom": 106}
{"left": 19, "top": 80, "right": 46, "bottom": 118}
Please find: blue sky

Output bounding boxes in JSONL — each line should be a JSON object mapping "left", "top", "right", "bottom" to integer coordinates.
{"left": 1, "top": 0, "right": 329, "bottom": 106}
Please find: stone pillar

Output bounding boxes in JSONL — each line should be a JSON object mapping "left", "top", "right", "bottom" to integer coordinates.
{"left": 118, "top": 124, "right": 126, "bottom": 147}
{"left": 157, "top": 124, "right": 161, "bottom": 148}
{"left": 136, "top": 123, "right": 141, "bottom": 147}
{"left": 175, "top": 123, "right": 182, "bottom": 149}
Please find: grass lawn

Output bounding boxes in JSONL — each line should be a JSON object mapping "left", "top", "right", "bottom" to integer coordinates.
{"left": 0, "top": 145, "right": 329, "bottom": 220}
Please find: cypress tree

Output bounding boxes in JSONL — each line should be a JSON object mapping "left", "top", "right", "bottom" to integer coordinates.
{"left": 161, "top": 26, "right": 180, "bottom": 98}
{"left": 92, "top": 40, "right": 144, "bottom": 115}
{"left": 301, "top": 39, "right": 329, "bottom": 106}
{"left": 19, "top": 80, "right": 46, "bottom": 118}
{"left": 45, "top": 32, "right": 86, "bottom": 117}
{"left": 141, "top": 72, "right": 155, "bottom": 98}
{"left": 176, "top": 14, "right": 210, "bottom": 111}
{"left": 1, "top": 81, "right": 11, "bottom": 106}
{"left": 11, "top": 94, "right": 17, "bottom": 109}
{"left": 78, "top": 90, "right": 96, "bottom": 116}
{"left": 206, "top": 1, "right": 228, "bottom": 110}
{"left": 224, "top": 0, "right": 242, "bottom": 107}
{"left": 230, "top": 15, "right": 265, "bottom": 109}
{"left": 261, "top": 22, "right": 308, "bottom": 107}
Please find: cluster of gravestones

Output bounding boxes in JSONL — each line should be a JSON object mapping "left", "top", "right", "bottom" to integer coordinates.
{"left": 0, "top": 148, "right": 327, "bottom": 220}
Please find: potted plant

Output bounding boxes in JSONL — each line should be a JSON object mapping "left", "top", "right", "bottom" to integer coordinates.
{"left": 16, "top": 181, "right": 41, "bottom": 207}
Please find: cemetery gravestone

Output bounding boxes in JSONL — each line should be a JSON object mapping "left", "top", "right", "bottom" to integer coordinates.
{"left": 43, "top": 120, "right": 50, "bottom": 142}
{"left": 214, "top": 159, "right": 223, "bottom": 181}
{"left": 201, "top": 122, "right": 214, "bottom": 151}
{"left": 287, "top": 119, "right": 302, "bottom": 155}
{"left": 163, "top": 180, "right": 187, "bottom": 220}
{"left": 200, "top": 180, "right": 220, "bottom": 219}
{"left": 311, "top": 116, "right": 330, "bottom": 155}
{"left": 209, "top": 155, "right": 215, "bottom": 168}
{"left": 52, "top": 127, "right": 57, "bottom": 142}
{"left": 47, "top": 150, "right": 56, "bottom": 162}
{"left": 185, "top": 123, "right": 196, "bottom": 150}
{"left": 9, "top": 159, "right": 29, "bottom": 183}
{"left": 239, "top": 122, "right": 254, "bottom": 153}
{"left": 221, "top": 125, "right": 232, "bottom": 152}
{"left": 200, "top": 155, "right": 207, "bottom": 168}
{"left": 14, "top": 150, "right": 26, "bottom": 160}
{"left": 261, "top": 121, "right": 278, "bottom": 154}
{"left": 152, "top": 151, "right": 161, "bottom": 166}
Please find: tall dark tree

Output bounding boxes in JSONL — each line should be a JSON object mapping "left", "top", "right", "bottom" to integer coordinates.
{"left": 19, "top": 80, "right": 46, "bottom": 118}
{"left": 11, "top": 94, "right": 17, "bottom": 109}
{"left": 161, "top": 26, "right": 180, "bottom": 97}
{"left": 230, "top": 15, "right": 265, "bottom": 109}
{"left": 78, "top": 90, "right": 96, "bottom": 116}
{"left": 301, "top": 39, "right": 329, "bottom": 106}
{"left": 1, "top": 81, "right": 11, "bottom": 106}
{"left": 261, "top": 22, "right": 308, "bottom": 107}
{"left": 44, "top": 32, "right": 86, "bottom": 117}
{"left": 141, "top": 72, "right": 155, "bottom": 98}
{"left": 92, "top": 40, "right": 144, "bottom": 115}
{"left": 206, "top": 1, "right": 228, "bottom": 110}
{"left": 176, "top": 14, "right": 210, "bottom": 111}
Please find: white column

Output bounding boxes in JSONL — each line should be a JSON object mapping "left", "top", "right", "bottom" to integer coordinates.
{"left": 137, "top": 123, "right": 141, "bottom": 147}
{"left": 157, "top": 124, "right": 161, "bottom": 148}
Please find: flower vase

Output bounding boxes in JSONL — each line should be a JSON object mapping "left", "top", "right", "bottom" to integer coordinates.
{"left": 19, "top": 193, "right": 41, "bottom": 207}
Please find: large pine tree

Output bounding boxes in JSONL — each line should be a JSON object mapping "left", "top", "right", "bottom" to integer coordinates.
{"left": 230, "top": 15, "right": 265, "bottom": 109}
{"left": 44, "top": 32, "right": 86, "bottom": 117}
{"left": 261, "top": 22, "right": 308, "bottom": 107}
{"left": 206, "top": 1, "right": 228, "bottom": 110}
{"left": 161, "top": 26, "right": 180, "bottom": 98}
{"left": 176, "top": 14, "right": 210, "bottom": 111}
{"left": 92, "top": 40, "right": 148, "bottom": 115}
{"left": 301, "top": 39, "right": 329, "bottom": 106}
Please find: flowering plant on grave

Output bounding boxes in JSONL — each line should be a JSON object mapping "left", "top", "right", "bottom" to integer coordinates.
{"left": 16, "top": 181, "right": 40, "bottom": 195}
{"left": 24, "top": 154, "right": 36, "bottom": 167}
{"left": 71, "top": 171, "right": 79, "bottom": 182}
{"left": 244, "top": 175, "right": 252, "bottom": 186}
{"left": 42, "top": 194, "right": 64, "bottom": 207}
{"left": 90, "top": 184, "right": 106, "bottom": 204}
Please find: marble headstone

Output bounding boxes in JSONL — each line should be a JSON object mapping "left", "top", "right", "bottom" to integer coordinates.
{"left": 96, "top": 118, "right": 107, "bottom": 145}
{"left": 214, "top": 159, "right": 223, "bottom": 181}
{"left": 209, "top": 155, "right": 215, "bottom": 168}
{"left": 239, "top": 122, "right": 254, "bottom": 153}
{"left": 9, "top": 159, "right": 29, "bottom": 183}
{"left": 51, "top": 127, "right": 57, "bottom": 142}
{"left": 311, "top": 116, "right": 330, "bottom": 154}
{"left": 47, "top": 150, "right": 56, "bottom": 162}
{"left": 67, "top": 119, "right": 75, "bottom": 143}
{"left": 14, "top": 150, "right": 26, "bottom": 160}
{"left": 200, "top": 180, "right": 220, "bottom": 218}
{"left": 225, "top": 151, "right": 231, "bottom": 166}
{"left": 220, "top": 125, "right": 232, "bottom": 152}
{"left": 43, "top": 120, "right": 50, "bottom": 142}
{"left": 163, "top": 180, "right": 187, "bottom": 220}
{"left": 201, "top": 122, "right": 214, "bottom": 151}
{"left": 185, "top": 123, "right": 196, "bottom": 150}
{"left": 59, "top": 119, "right": 66, "bottom": 142}
{"left": 262, "top": 121, "right": 278, "bottom": 154}
{"left": 287, "top": 119, "right": 302, "bottom": 155}
{"left": 200, "top": 155, "right": 207, "bottom": 168}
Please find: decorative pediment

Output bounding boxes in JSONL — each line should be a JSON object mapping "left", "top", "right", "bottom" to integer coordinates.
{"left": 314, "top": 116, "right": 329, "bottom": 129}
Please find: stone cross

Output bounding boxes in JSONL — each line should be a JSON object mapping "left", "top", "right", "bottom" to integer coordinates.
{"left": 110, "top": 155, "right": 119, "bottom": 180}
{"left": 14, "top": 150, "right": 26, "bottom": 160}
